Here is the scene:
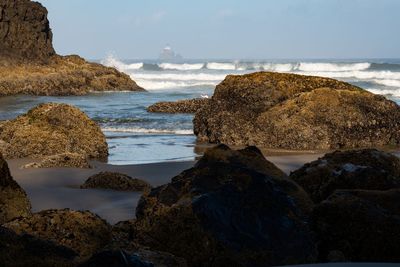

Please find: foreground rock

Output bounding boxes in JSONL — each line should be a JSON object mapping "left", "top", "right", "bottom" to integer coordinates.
{"left": 194, "top": 72, "right": 400, "bottom": 150}
{"left": 0, "top": 226, "right": 77, "bottom": 267}
{"left": 134, "top": 145, "right": 316, "bottom": 266}
{"left": 0, "top": 103, "right": 108, "bottom": 159}
{"left": 4, "top": 209, "right": 112, "bottom": 259}
{"left": 0, "top": 153, "right": 31, "bottom": 224}
{"left": 81, "top": 172, "right": 152, "bottom": 192}
{"left": 312, "top": 189, "right": 400, "bottom": 262}
{"left": 290, "top": 149, "right": 400, "bottom": 202}
{"left": 80, "top": 249, "right": 187, "bottom": 267}
{"left": 0, "top": 0, "right": 144, "bottom": 95}
{"left": 147, "top": 98, "right": 209, "bottom": 114}
{"left": 23, "top": 152, "right": 92, "bottom": 169}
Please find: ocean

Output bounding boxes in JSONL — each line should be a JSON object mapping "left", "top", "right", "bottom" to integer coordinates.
{"left": 1, "top": 56, "right": 400, "bottom": 164}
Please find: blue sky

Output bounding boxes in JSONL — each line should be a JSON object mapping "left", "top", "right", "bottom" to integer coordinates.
{"left": 40, "top": 0, "right": 399, "bottom": 60}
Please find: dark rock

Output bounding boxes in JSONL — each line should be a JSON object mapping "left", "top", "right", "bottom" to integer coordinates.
{"left": 79, "top": 249, "right": 187, "bottom": 267}
{"left": 133, "top": 145, "right": 316, "bottom": 267}
{"left": 81, "top": 172, "right": 152, "bottom": 192}
{"left": 23, "top": 152, "right": 92, "bottom": 169}
{"left": 0, "top": 152, "right": 31, "bottom": 224}
{"left": 0, "top": 103, "right": 108, "bottom": 159}
{"left": 4, "top": 208, "right": 112, "bottom": 258}
{"left": 312, "top": 189, "right": 400, "bottom": 262}
{"left": 290, "top": 149, "right": 400, "bottom": 203}
{"left": 0, "top": 0, "right": 55, "bottom": 61}
{"left": 147, "top": 98, "right": 209, "bottom": 114}
{"left": 194, "top": 72, "right": 400, "bottom": 150}
{"left": 0, "top": 226, "right": 77, "bottom": 267}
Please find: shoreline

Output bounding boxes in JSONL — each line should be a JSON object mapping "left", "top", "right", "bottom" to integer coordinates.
{"left": 7, "top": 153, "right": 324, "bottom": 224}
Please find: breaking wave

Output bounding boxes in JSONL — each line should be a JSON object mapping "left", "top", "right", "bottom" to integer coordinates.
{"left": 102, "top": 127, "right": 193, "bottom": 135}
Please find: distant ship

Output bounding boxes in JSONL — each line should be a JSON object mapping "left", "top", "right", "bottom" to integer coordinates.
{"left": 158, "top": 44, "right": 183, "bottom": 62}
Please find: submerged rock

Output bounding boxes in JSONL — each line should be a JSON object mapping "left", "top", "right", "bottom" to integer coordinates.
{"left": 4, "top": 209, "right": 112, "bottom": 259}
{"left": 134, "top": 145, "right": 316, "bottom": 266}
{"left": 194, "top": 72, "right": 400, "bottom": 150}
{"left": 312, "top": 189, "right": 400, "bottom": 262}
{"left": 0, "top": 103, "right": 108, "bottom": 159}
{"left": 0, "top": 0, "right": 144, "bottom": 95}
{"left": 0, "top": 226, "right": 77, "bottom": 267}
{"left": 81, "top": 172, "right": 152, "bottom": 192}
{"left": 0, "top": 153, "right": 31, "bottom": 224}
{"left": 290, "top": 149, "right": 400, "bottom": 202}
{"left": 23, "top": 152, "right": 92, "bottom": 169}
{"left": 147, "top": 98, "right": 209, "bottom": 114}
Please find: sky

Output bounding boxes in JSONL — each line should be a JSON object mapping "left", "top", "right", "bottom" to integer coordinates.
{"left": 40, "top": 0, "right": 400, "bottom": 60}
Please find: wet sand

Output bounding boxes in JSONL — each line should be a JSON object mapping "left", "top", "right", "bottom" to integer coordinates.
{"left": 7, "top": 153, "right": 323, "bottom": 224}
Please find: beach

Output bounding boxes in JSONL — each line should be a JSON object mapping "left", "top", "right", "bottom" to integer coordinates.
{"left": 8, "top": 153, "right": 324, "bottom": 224}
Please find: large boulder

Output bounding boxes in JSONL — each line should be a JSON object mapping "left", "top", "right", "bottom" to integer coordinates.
{"left": 80, "top": 172, "right": 152, "bottom": 192}
{"left": 4, "top": 209, "right": 112, "bottom": 259}
{"left": 0, "top": 226, "right": 77, "bottom": 267}
{"left": 290, "top": 149, "right": 400, "bottom": 203}
{"left": 147, "top": 98, "right": 209, "bottom": 114}
{"left": 312, "top": 189, "right": 400, "bottom": 262}
{"left": 0, "top": 0, "right": 144, "bottom": 95}
{"left": 0, "top": 0, "right": 55, "bottom": 61}
{"left": 133, "top": 145, "right": 316, "bottom": 266}
{"left": 194, "top": 72, "right": 400, "bottom": 150}
{"left": 0, "top": 103, "right": 108, "bottom": 159}
{"left": 0, "top": 152, "right": 31, "bottom": 224}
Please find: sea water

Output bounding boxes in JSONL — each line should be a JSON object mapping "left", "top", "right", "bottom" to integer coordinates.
{"left": 1, "top": 57, "right": 400, "bottom": 164}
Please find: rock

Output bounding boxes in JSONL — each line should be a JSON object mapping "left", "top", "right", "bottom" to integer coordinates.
{"left": 312, "top": 189, "right": 400, "bottom": 262}
{"left": 81, "top": 172, "right": 152, "bottom": 192}
{"left": 0, "top": 0, "right": 55, "bottom": 61}
{"left": 23, "top": 153, "right": 92, "bottom": 169}
{"left": 194, "top": 72, "right": 400, "bottom": 150}
{"left": 4, "top": 209, "right": 112, "bottom": 258}
{"left": 290, "top": 149, "right": 400, "bottom": 203}
{"left": 133, "top": 145, "right": 316, "bottom": 266}
{"left": 0, "top": 152, "right": 31, "bottom": 224}
{"left": 0, "top": 0, "right": 144, "bottom": 95}
{"left": 147, "top": 98, "right": 209, "bottom": 114}
{"left": 79, "top": 249, "right": 187, "bottom": 267}
{"left": 0, "top": 55, "right": 145, "bottom": 96}
{"left": 0, "top": 103, "right": 108, "bottom": 159}
{"left": 0, "top": 226, "right": 77, "bottom": 267}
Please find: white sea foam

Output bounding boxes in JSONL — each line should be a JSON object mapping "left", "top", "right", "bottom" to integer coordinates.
{"left": 159, "top": 63, "right": 204, "bottom": 70}
{"left": 262, "top": 63, "right": 296, "bottom": 72}
{"left": 372, "top": 79, "right": 400, "bottom": 87}
{"left": 131, "top": 72, "right": 226, "bottom": 81}
{"left": 133, "top": 79, "right": 218, "bottom": 90}
{"left": 101, "top": 54, "right": 143, "bottom": 71}
{"left": 206, "top": 62, "right": 236, "bottom": 70}
{"left": 367, "top": 88, "right": 400, "bottom": 97}
{"left": 298, "top": 62, "right": 371, "bottom": 72}
{"left": 298, "top": 70, "right": 400, "bottom": 80}
{"left": 102, "top": 127, "right": 193, "bottom": 135}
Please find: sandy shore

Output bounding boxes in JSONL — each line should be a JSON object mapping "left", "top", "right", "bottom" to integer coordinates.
{"left": 8, "top": 153, "right": 323, "bottom": 224}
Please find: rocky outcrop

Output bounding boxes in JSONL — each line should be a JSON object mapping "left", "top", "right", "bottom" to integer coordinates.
{"left": 147, "top": 98, "right": 209, "bottom": 114}
{"left": 0, "top": 152, "right": 31, "bottom": 224}
{"left": 81, "top": 172, "right": 152, "bottom": 192}
{"left": 312, "top": 189, "right": 400, "bottom": 262}
{"left": 23, "top": 152, "right": 92, "bottom": 169}
{"left": 0, "top": 103, "right": 108, "bottom": 159}
{"left": 4, "top": 209, "right": 112, "bottom": 259}
{"left": 194, "top": 72, "right": 400, "bottom": 150}
{"left": 0, "top": 226, "right": 77, "bottom": 267}
{"left": 290, "top": 149, "right": 400, "bottom": 202}
{"left": 133, "top": 145, "right": 316, "bottom": 266}
{"left": 0, "top": 0, "right": 55, "bottom": 61}
{"left": 0, "top": 0, "right": 144, "bottom": 95}
{"left": 0, "top": 55, "right": 144, "bottom": 96}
